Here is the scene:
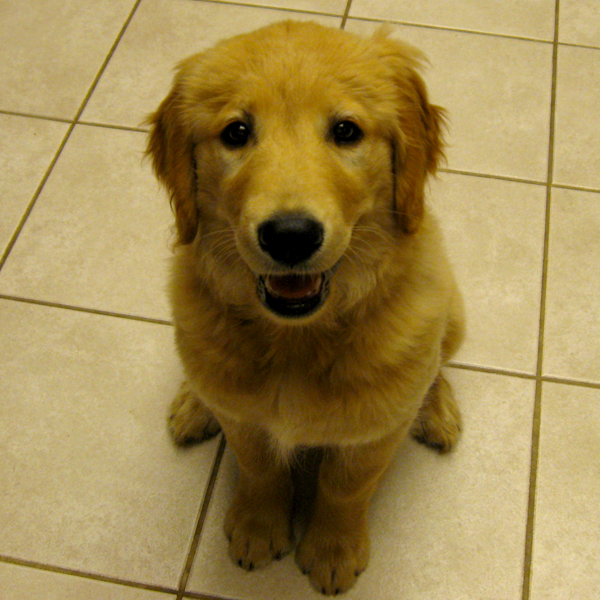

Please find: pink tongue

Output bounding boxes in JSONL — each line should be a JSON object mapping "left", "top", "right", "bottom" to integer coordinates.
{"left": 266, "top": 274, "right": 321, "bottom": 299}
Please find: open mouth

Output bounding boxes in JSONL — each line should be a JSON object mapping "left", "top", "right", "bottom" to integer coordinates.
{"left": 257, "top": 269, "right": 333, "bottom": 319}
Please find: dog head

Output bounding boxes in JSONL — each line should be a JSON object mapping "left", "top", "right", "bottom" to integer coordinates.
{"left": 146, "top": 21, "right": 445, "bottom": 323}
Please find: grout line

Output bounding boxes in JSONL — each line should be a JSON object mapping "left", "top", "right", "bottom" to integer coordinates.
{"left": 3, "top": 292, "right": 597, "bottom": 391}
{"left": 521, "top": 2, "right": 561, "bottom": 599}
{"left": 0, "top": 0, "right": 143, "bottom": 275}
{"left": 344, "top": 14, "right": 556, "bottom": 44}
{"left": 0, "top": 122, "right": 75, "bottom": 272}
{"left": 449, "top": 363, "right": 600, "bottom": 392}
{"left": 182, "top": 591, "right": 237, "bottom": 600}
{"left": 76, "top": 120, "right": 149, "bottom": 134}
{"left": 0, "top": 294, "right": 172, "bottom": 326}
{"left": 341, "top": 0, "right": 353, "bottom": 29}
{"left": 551, "top": 182, "right": 600, "bottom": 195}
{"left": 438, "top": 167, "right": 547, "bottom": 187}
{"left": 447, "top": 362, "right": 536, "bottom": 380}
{"left": 182, "top": 592, "right": 237, "bottom": 600}
{"left": 190, "top": 0, "right": 600, "bottom": 54}
{"left": 0, "top": 109, "right": 72, "bottom": 124}
{"left": 189, "top": 0, "right": 346, "bottom": 19}
{"left": 177, "top": 435, "right": 227, "bottom": 600}
{"left": 557, "top": 40, "right": 600, "bottom": 52}
{"left": 0, "top": 555, "right": 177, "bottom": 595}
{"left": 542, "top": 376, "right": 600, "bottom": 391}
{"left": 70, "top": 0, "right": 143, "bottom": 124}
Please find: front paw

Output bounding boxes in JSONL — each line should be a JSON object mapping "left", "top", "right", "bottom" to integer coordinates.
{"left": 168, "top": 381, "right": 221, "bottom": 446}
{"left": 224, "top": 493, "right": 294, "bottom": 571}
{"left": 295, "top": 521, "right": 369, "bottom": 595}
{"left": 410, "top": 373, "right": 461, "bottom": 454}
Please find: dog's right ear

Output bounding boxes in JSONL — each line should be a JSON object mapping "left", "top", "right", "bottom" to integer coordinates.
{"left": 146, "top": 86, "right": 198, "bottom": 245}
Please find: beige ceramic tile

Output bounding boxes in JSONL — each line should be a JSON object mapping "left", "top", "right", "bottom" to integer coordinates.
{"left": 189, "top": 369, "right": 534, "bottom": 599}
{"left": 0, "top": 125, "right": 172, "bottom": 321}
{"left": 559, "top": 0, "right": 600, "bottom": 48}
{"left": 430, "top": 172, "right": 546, "bottom": 374}
{"left": 350, "top": 0, "right": 556, "bottom": 41}
{"left": 0, "top": 0, "right": 136, "bottom": 119}
{"left": 82, "top": 0, "right": 341, "bottom": 129}
{"left": 208, "top": 0, "right": 347, "bottom": 14}
{"left": 0, "top": 299, "right": 219, "bottom": 587}
{"left": 0, "top": 115, "right": 68, "bottom": 255}
{"left": 0, "top": 562, "right": 175, "bottom": 600}
{"left": 530, "top": 382, "right": 600, "bottom": 599}
{"left": 543, "top": 188, "right": 600, "bottom": 383}
{"left": 553, "top": 46, "right": 600, "bottom": 190}
{"left": 346, "top": 20, "right": 553, "bottom": 182}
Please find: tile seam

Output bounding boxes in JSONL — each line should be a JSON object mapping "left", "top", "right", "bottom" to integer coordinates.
{"left": 0, "top": 0, "right": 144, "bottom": 274}
{"left": 0, "top": 294, "right": 173, "bottom": 326}
{"left": 551, "top": 182, "right": 600, "bottom": 194}
{"left": 4, "top": 292, "right": 598, "bottom": 389}
{"left": 177, "top": 435, "right": 227, "bottom": 600}
{"left": 341, "top": 0, "right": 353, "bottom": 29}
{"left": 439, "top": 168, "right": 547, "bottom": 187}
{"left": 76, "top": 120, "right": 149, "bottom": 134}
{"left": 0, "top": 122, "right": 76, "bottom": 272}
{"left": 0, "top": 110, "right": 72, "bottom": 124}
{"left": 521, "top": 1, "right": 561, "bottom": 598}
{"left": 542, "top": 376, "right": 600, "bottom": 391}
{"left": 345, "top": 14, "right": 556, "bottom": 44}
{"left": 0, "top": 555, "right": 177, "bottom": 595}
{"left": 557, "top": 40, "right": 600, "bottom": 51}
{"left": 189, "top": 0, "right": 346, "bottom": 18}
{"left": 447, "top": 362, "right": 537, "bottom": 380}
{"left": 71, "top": 0, "right": 144, "bottom": 124}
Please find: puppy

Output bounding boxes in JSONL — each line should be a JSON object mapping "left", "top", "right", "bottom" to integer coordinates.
{"left": 147, "top": 21, "right": 464, "bottom": 595}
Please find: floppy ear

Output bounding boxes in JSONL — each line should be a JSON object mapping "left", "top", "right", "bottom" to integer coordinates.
{"left": 146, "top": 85, "right": 198, "bottom": 245}
{"left": 382, "top": 39, "right": 446, "bottom": 234}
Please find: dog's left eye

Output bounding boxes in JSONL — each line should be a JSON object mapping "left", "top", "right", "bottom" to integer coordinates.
{"left": 220, "top": 121, "right": 252, "bottom": 148}
{"left": 332, "top": 120, "right": 363, "bottom": 146}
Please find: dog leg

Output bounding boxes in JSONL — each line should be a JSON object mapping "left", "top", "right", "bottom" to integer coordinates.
{"left": 219, "top": 416, "right": 294, "bottom": 571}
{"left": 296, "top": 433, "right": 401, "bottom": 595}
{"left": 410, "top": 373, "right": 461, "bottom": 453}
{"left": 168, "top": 381, "right": 221, "bottom": 445}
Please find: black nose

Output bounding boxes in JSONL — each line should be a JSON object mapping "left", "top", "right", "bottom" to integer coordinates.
{"left": 258, "top": 213, "right": 324, "bottom": 266}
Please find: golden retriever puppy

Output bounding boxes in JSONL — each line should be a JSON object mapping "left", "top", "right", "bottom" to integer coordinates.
{"left": 147, "top": 20, "right": 464, "bottom": 595}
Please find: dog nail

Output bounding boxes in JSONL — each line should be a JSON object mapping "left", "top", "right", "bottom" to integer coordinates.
{"left": 248, "top": 562, "right": 254, "bottom": 571}
{"left": 237, "top": 559, "right": 243, "bottom": 567}
{"left": 274, "top": 551, "right": 282, "bottom": 560}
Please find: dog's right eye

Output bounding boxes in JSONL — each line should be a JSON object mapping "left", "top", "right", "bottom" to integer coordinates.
{"left": 332, "top": 120, "right": 363, "bottom": 146}
{"left": 220, "top": 121, "right": 252, "bottom": 148}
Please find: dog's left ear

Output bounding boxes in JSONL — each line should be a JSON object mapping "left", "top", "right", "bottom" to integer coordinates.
{"left": 378, "top": 37, "right": 446, "bottom": 234}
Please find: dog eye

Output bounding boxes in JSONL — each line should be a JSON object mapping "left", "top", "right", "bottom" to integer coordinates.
{"left": 220, "top": 121, "right": 252, "bottom": 148}
{"left": 332, "top": 120, "right": 363, "bottom": 146}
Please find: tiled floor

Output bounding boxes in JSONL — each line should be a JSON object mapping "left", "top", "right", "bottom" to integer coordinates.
{"left": 1, "top": 0, "right": 599, "bottom": 598}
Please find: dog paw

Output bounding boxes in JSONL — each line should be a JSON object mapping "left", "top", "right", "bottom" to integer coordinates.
{"left": 168, "top": 381, "right": 221, "bottom": 446}
{"left": 224, "top": 496, "right": 294, "bottom": 571}
{"left": 410, "top": 374, "right": 461, "bottom": 453}
{"left": 295, "top": 524, "right": 369, "bottom": 595}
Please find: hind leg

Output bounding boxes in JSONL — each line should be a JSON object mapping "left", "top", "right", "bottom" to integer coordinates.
{"left": 169, "top": 381, "right": 221, "bottom": 446}
{"left": 410, "top": 373, "right": 461, "bottom": 454}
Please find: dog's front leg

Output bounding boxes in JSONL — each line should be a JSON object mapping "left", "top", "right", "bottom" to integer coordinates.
{"left": 296, "top": 432, "right": 402, "bottom": 596}
{"left": 218, "top": 415, "right": 294, "bottom": 571}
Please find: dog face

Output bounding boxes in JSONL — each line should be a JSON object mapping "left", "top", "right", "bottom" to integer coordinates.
{"left": 147, "top": 21, "right": 445, "bottom": 322}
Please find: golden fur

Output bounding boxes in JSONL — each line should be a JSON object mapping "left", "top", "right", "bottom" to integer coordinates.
{"left": 147, "top": 21, "right": 464, "bottom": 595}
